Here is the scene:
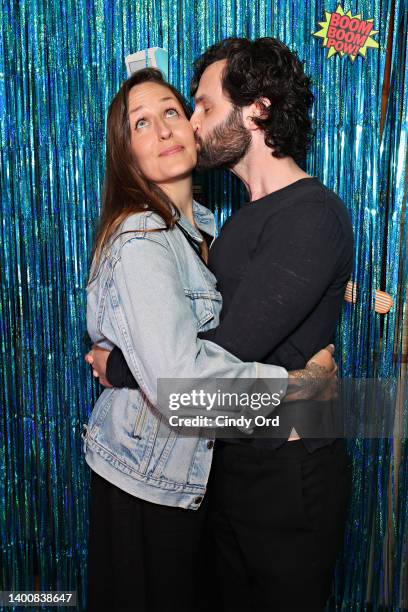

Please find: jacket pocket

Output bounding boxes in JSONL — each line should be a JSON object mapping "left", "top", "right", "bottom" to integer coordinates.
{"left": 133, "top": 393, "right": 149, "bottom": 439}
{"left": 150, "top": 429, "right": 179, "bottom": 479}
{"left": 137, "top": 407, "right": 164, "bottom": 475}
{"left": 88, "top": 388, "right": 116, "bottom": 436}
{"left": 184, "top": 288, "right": 222, "bottom": 331}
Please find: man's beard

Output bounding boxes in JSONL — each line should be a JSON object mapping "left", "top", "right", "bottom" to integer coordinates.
{"left": 195, "top": 105, "right": 252, "bottom": 170}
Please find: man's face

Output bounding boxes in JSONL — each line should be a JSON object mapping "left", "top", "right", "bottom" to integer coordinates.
{"left": 190, "top": 60, "right": 252, "bottom": 170}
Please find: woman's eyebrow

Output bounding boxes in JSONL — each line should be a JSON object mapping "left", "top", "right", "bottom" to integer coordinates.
{"left": 129, "top": 97, "right": 177, "bottom": 115}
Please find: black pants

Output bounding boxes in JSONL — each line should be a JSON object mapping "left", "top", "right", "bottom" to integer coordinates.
{"left": 87, "top": 470, "right": 210, "bottom": 612}
{"left": 206, "top": 438, "right": 352, "bottom": 612}
{"left": 87, "top": 439, "right": 351, "bottom": 612}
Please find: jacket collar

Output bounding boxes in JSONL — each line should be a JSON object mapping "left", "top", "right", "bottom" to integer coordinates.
{"left": 176, "top": 200, "right": 216, "bottom": 243}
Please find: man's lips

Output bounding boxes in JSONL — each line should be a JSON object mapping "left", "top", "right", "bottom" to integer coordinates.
{"left": 159, "top": 145, "right": 184, "bottom": 156}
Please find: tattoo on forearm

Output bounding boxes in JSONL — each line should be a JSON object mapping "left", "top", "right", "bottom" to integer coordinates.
{"left": 285, "top": 363, "right": 328, "bottom": 401}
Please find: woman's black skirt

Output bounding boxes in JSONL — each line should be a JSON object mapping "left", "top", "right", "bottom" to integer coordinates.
{"left": 86, "top": 469, "right": 212, "bottom": 612}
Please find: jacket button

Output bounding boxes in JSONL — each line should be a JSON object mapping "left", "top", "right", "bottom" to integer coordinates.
{"left": 207, "top": 441, "right": 214, "bottom": 449}
{"left": 194, "top": 496, "right": 203, "bottom": 504}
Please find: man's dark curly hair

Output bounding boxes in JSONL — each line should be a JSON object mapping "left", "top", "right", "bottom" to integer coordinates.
{"left": 190, "top": 37, "right": 315, "bottom": 161}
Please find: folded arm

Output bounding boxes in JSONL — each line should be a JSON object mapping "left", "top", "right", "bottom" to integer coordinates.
{"left": 104, "top": 203, "right": 347, "bottom": 385}
{"left": 100, "top": 232, "right": 288, "bottom": 415}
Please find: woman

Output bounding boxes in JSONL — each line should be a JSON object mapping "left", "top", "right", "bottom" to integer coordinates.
{"left": 83, "top": 67, "right": 336, "bottom": 611}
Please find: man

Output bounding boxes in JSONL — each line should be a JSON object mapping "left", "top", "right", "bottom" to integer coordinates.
{"left": 87, "top": 38, "right": 353, "bottom": 611}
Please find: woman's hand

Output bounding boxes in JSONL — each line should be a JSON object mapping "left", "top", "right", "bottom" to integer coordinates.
{"left": 285, "top": 344, "right": 338, "bottom": 402}
{"left": 85, "top": 345, "right": 113, "bottom": 388}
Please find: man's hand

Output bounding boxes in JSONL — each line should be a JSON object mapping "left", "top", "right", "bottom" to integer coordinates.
{"left": 286, "top": 344, "right": 337, "bottom": 402}
{"left": 85, "top": 344, "right": 113, "bottom": 388}
{"left": 307, "top": 344, "right": 337, "bottom": 374}
{"left": 306, "top": 344, "right": 338, "bottom": 401}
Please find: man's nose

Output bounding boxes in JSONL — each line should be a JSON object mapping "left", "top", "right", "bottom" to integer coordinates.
{"left": 190, "top": 111, "right": 200, "bottom": 134}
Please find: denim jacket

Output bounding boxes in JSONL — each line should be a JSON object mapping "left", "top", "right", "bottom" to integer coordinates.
{"left": 82, "top": 201, "right": 288, "bottom": 510}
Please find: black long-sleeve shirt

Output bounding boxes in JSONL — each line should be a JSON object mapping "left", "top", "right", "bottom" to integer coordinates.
{"left": 107, "top": 177, "right": 354, "bottom": 451}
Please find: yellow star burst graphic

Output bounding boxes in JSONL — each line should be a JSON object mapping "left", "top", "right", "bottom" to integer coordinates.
{"left": 312, "top": 4, "right": 379, "bottom": 62}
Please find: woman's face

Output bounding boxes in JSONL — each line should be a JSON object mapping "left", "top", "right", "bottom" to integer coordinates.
{"left": 127, "top": 82, "right": 197, "bottom": 185}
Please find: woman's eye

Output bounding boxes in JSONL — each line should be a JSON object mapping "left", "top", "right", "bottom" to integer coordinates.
{"left": 135, "top": 118, "right": 148, "bottom": 130}
{"left": 135, "top": 109, "right": 178, "bottom": 130}
{"left": 204, "top": 108, "right": 211, "bottom": 114}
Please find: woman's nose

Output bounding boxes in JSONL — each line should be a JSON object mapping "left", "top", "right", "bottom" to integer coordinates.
{"left": 157, "top": 120, "right": 172, "bottom": 139}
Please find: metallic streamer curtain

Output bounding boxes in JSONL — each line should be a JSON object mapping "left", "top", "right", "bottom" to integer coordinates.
{"left": 0, "top": 0, "right": 406, "bottom": 609}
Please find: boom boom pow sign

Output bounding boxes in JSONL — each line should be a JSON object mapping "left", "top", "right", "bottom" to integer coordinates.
{"left": 313, "top": 4, "right": 379, "bottom": 62}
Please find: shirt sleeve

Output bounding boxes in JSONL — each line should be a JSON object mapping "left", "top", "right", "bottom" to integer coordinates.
{"left": 106, "top": 345, "right": 140, "bottom": 388}
{"left": 102, "top": 232, "right": 287, "bottom": 414}
{"left": 199, "top": 201, "right": 349, "bottom": 361}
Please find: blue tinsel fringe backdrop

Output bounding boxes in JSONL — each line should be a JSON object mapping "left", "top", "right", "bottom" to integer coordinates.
{"left": 0, "top": 0, "right": 407, "bottom": 610}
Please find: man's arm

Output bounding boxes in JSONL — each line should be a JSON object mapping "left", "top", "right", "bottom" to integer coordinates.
{"left": 107, "top": 346, "right": 139, "bottom": 388}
